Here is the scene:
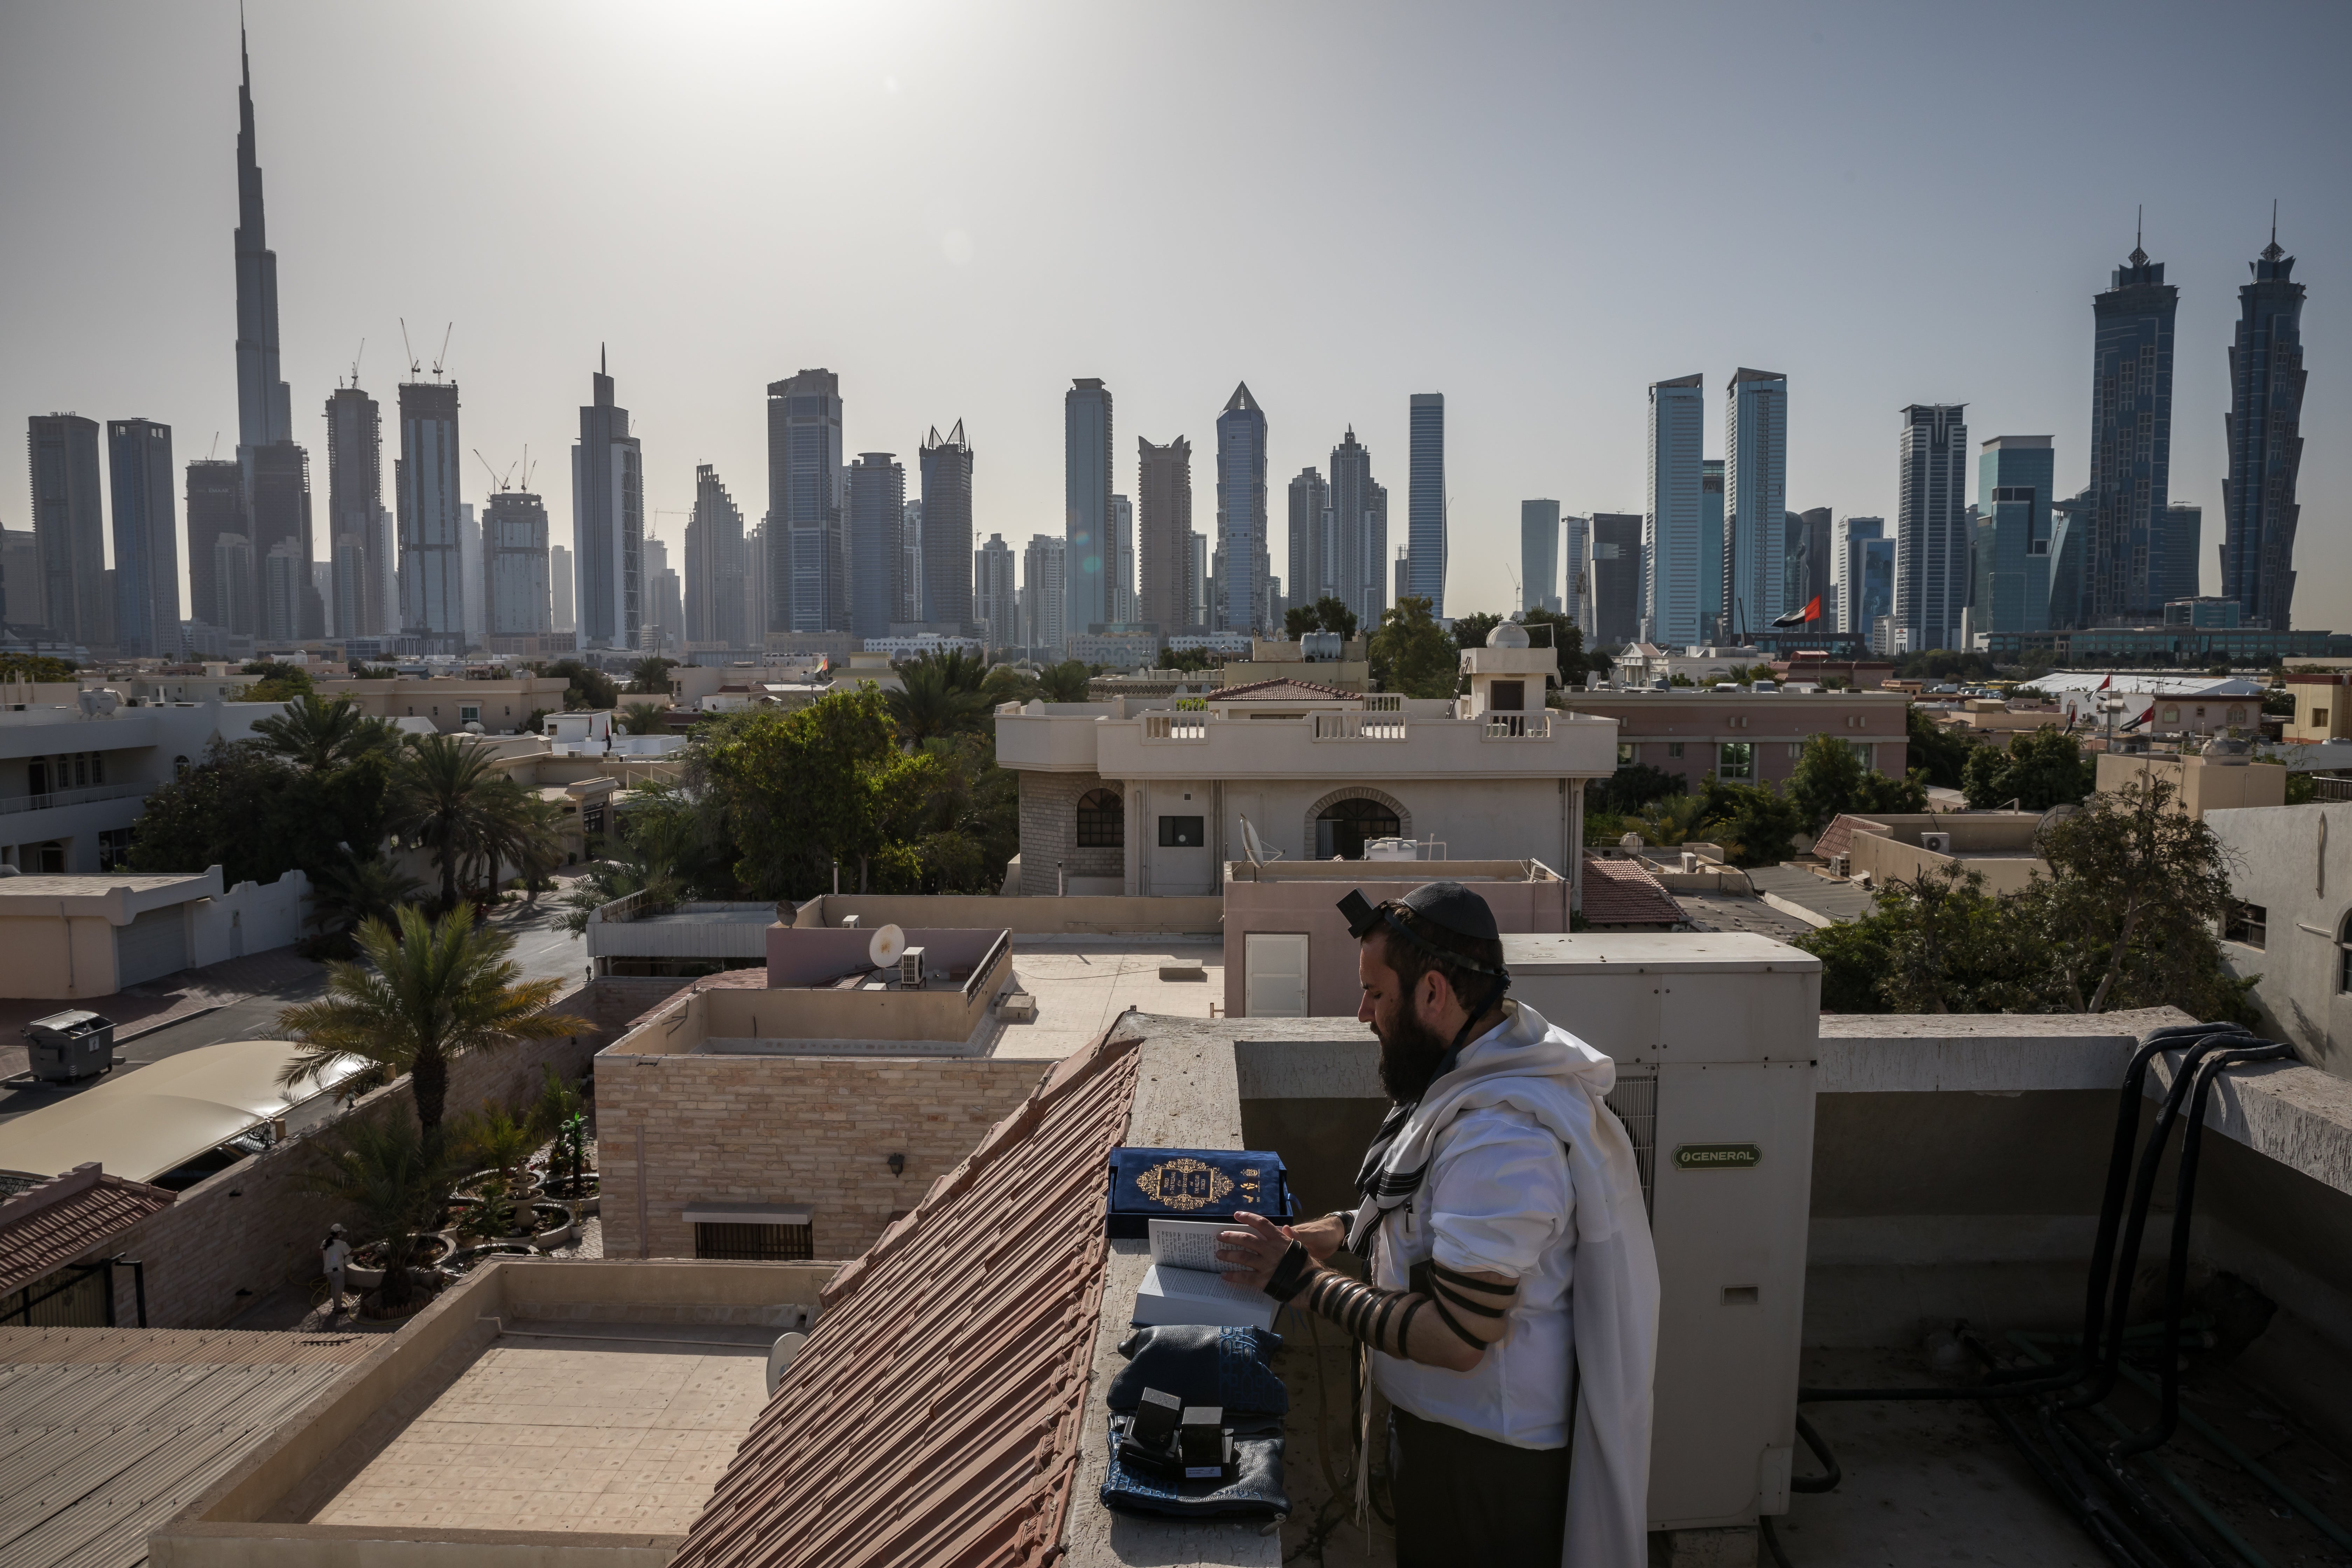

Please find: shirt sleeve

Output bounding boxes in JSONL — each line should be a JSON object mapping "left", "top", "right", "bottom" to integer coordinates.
{"left": 1426, "top": 1106, "right": 1574, "bottom": 1281}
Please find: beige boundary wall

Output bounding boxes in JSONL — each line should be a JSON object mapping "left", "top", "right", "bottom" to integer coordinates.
{"left": 792, "top": 891, "right": 1225, "bottom": 935}
{"left": 597, "top": 1004, "right": 1051, "bottom": 1261}
{"left": 80, "top": 979, "right": 687, "bottom": 1330}
{"left": 153, "top": 1258, "right": 834, "bottom": 1568}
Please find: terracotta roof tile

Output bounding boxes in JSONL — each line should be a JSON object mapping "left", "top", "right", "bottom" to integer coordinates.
{"left": 1579, "top": 854, "right": 1686, "bottom": 928}
{"left": 670, "top": 1026, "right": 1143, "bottom": 1568}
{"left": 0, "top": 1164, "right": 176, "bottom": 1298}
{"left": 1214, "top": 677, "right": 1358, "bottom": 702}
{"left": 1810, "top": 813, "right": 1894, "bottom": 861}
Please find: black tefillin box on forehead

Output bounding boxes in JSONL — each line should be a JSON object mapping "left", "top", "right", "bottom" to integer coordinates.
{"left": 1105, "top": 1147, "right": 1294, "bottom": 1240}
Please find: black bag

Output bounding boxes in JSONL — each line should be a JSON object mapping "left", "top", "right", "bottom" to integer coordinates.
{"left": 1100, "top": 1323, "right": 1289, "bottom": 1525}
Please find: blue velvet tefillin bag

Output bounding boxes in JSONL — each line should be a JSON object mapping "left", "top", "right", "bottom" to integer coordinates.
{"left": 1100, "top": 1324, "right": 1290, "bottom": 1526}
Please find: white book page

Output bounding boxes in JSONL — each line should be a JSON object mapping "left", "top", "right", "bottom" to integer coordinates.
{"left": 1144, "top": 1264, "right": 1267, "bottom": 1307}
{"left": 1148, "top": 1218, "right": 1234, "bottom": 1272}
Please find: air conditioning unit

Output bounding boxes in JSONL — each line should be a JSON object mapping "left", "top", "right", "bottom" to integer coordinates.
{"left": 1918, "top": 831, "right": 1953, "bottom": 854}
{"left": 1827, "top": 852, "right": 1850, "bottom": 878}
{"left": 1503, "top": 932, "right": 1820, "bottom": 1535}
{"left": 897, "top": 946, "right": 927, "bottom": 990}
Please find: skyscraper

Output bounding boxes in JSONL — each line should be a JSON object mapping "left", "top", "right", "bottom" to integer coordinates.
{"left": 1723, "top": 368, "right": 1788, "bottom": 640}
{"left": 685, "top": 463, "right": 746, "bottom": 650}
{"left": 1699, "top": 459, "right": 1724, "bottom": 640}
{"left": 2086, "top": 234, "right": 2177, "bottom": 624}
{"left": 2047, "top": 491, "right": 2091, "bottom": 630}
{"left": 898, "top": 500, "right": 924, "bottom": 624}
{"left": 485, "top": 490, "right": 550, "bottom": 635}
{"left": 975, "top": 533, "right": 1017, "bottom": 650}
{"left": 1893, "top": 404, "right": 1969, "bottom": 652}
{"left": 460, "top": 503, "right": 483, "bottom": 644}
{"left": 645, "top": 538, "right": 681, "bottom": 650}
{"left": 1, "top": 528, "right": 42, "bottom": 629}
{"left": 1831, "top": 517, "right": 1886, "bottom": 635}
{"left": 550, "top": 545, "right": 575, "bottom": 633}
{"left": 107, "top": 419, "right": 178, "bottom": 657}
{"left": 1563, "top": 514, "right": 1592, "bottom": 634}
{"left": 1520, "top": 500, "right": 1561, "bottom": 612}
{"left": 263, "top": 539, "right": 305, "bottom": 644}
{"left": 1138, "top": 436, "right": 1193, "bottom": 634}
{"left": 768, "top": 369, "right": 843, "bottom": 634}
{"left": 1064, "top": 379, "right": 1113, "bottom": 631}
{"left": 1590, "top": 513, "right": 1643, "bottom": 649}
{"left": 1966, "top": 437, "right": 2056, "bottom": 637}
{"left": 1214, "top": 384, "right": 1268, "bottom": 633}
{"left": 1111, "top": 495, "right": 1135, "bottom": 622}
{"left": 1406, "top": 393, "right": 1446, "bottom": 612}
{"left": 214, "top": 533, "right": 255, "bottom": 635}
{"left": 1021, "top": 534, "right": 1067, "bottom": 653}
{"left": 2221, "top": 226, "right": 2307, "bottom": 628}
{"left": 324, "top": 385, "right": 382, "bottom": 637}
{"left": 397, "top": 380, "right": 464, "bottom": 651}
{"left": 848, "top": 452, "right": 905, "bottom": 641}
{"left": 229, "top": 29, "right": 317, "bottom": 645}
{"left": 185, "top": 459, "right": 242, "bottom": 636}
{"left": 1289, "top": 467, "right": 1330, "bottom": 614}
{"left": 2164, "top": 504, "right": 2202, "bottom": 605}
{"left": 918, "top": 421, "right": 974, "bottom": 628}
{"left": 1328, "top": 428, "right": 1386, "bottom": 629}
{"left": 573, "top": 354, "right": 643, "bottom": 650}
{"left": 1794, "top": 507, "right": 1832, "bottom": 618}
{"left": 26, "top": 414, "right": 106, "bottom": 647}
{"left": 1189, "top": 531, "right": 1210, "bottom": 630}
{"left": 1644, "top": 374, "right": 1704, "bottom": 646}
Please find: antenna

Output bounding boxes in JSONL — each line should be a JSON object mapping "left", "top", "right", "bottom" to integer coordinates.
{"left": 400, "top": 317, "right": 421, "bottom": 378}
{"left": 431, "top": 323, "right": 453, "bottom": 381}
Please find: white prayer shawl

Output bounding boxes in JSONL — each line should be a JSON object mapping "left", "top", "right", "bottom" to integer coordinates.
{"left": 1348, "top": 998, "right": 1661, "bottom": 1568}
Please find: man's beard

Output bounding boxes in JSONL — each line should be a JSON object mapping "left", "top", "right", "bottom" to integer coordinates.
{"left": 1372, "top": 999, "right": 1454, "bottom": 1105}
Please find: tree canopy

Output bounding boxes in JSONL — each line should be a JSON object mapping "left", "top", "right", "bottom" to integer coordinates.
{"left": 1904, "top": 704, "right": 1977, "bottom": 789}
{"left": 1369, "top": 596, "right": 1457, "bottom": 698}
{"left": 1786, "top": 732, "right": 1930, "bottom": 830}
{"left": 1282, "top": 595, "right": 1361, "bottom": 642}
{"left": 536, "top": 659, "right": 619, "bottom": 710}
{"left": 1961, "top": 726, "right": 2096, "bottom": 811}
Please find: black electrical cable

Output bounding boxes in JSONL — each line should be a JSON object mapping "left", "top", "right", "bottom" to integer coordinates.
{"left": 1786, "top": 1412, "right": 1839, "bottom": 1493}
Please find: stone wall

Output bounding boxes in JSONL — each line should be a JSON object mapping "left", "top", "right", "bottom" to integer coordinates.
{"left": 93, "top": 976, "right": 688, "bottom": 1329}
{"left": 1017, "top": 769, "right": 1118, "bottom": 894}
{"left": 597, "top": 1051, "right": 1051, "bottom": 1261}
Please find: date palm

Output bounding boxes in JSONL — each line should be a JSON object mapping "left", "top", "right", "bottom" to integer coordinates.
{"left": 388, "top": 733, "right": 523, "bottom": 911}
{"left": 297, "top": 1114, "right": 468, "bottom": 1312}
{"left": 251, "top": 693, "right": 399, "bottom": 771}
{"left": 884, "top": 650, "right": 990, "bottom": 745}
{"left": 276, "top": 904, "right": 589, "bottom": 1138}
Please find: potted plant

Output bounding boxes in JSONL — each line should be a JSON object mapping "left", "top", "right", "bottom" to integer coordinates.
{"left": 298, "top": 1115, "right": 465, "bottom": 1318}
{"left": 451, "top": 1098, "right": 538, "bottom": 1240}
{"left": 532, "top": 1066, "right": 596, "bottom": 1213}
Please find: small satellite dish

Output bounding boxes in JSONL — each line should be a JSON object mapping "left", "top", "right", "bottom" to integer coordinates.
{"left": 1238, "top": 814, "right": 1283, "bottom": 867}
{"left": 868, "top": 924, "right": 908, "bottom": 970}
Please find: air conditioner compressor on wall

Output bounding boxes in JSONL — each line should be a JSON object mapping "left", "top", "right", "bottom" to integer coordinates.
{"left": 1502, "top": 932, "right": 1821, "bottom": 1536}
{"left": 1919, "top": 831, "right": 1952, "bottom": 853}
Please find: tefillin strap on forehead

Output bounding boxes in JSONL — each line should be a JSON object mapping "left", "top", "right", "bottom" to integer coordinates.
{"left": 1337, "top": 889, "right": 1510, "bottom": 982}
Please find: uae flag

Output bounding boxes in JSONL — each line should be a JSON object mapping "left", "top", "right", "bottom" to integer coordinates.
{"left": 1772, "top": 595, "right": 1822, "bottom": 628}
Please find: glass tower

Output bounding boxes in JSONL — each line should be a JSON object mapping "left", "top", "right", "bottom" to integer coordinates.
{"left": 1723, "top": 369, "right": 1788, "bottom": 639}
{"left": 1406, "top": 394, "right": 1446, "bottom": 612}
{"left": 2220, "top": 229, "right": 2306, "bottom": 628}
{"left": 1644, "top": 375, "right": 1703, "bottom": 645}
{"left": 2086, "top": 236, "right": 2176, "bottom": 623}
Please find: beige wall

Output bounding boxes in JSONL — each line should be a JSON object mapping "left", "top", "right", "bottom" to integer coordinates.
{"left": 1847, "top": 834, "right": 2045, "bottom": 895}
{"left": 596, "top": 1045, "right": 1047, "bottom": 1261}
{"left": 2096, "top": 752, "right": 2289, "bottom": 817}
{"left": 0, "top": 912, "right": 120, "bottom": 998}
{"left": 1222, "top": 873, "right": 1571, "bottom": 1018}
{"left": 793, "top": 892, "right": 1226, "bottom": 934}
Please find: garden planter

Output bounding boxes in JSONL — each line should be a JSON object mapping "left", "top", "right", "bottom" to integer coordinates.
{"left": 502, "top": 1202, "right": 575, "bottom": 1250}
{"left": 346, "top": 1233, "right": 454, "bottom": 1290}
{"left": 443, "top": 1242, "right": 535, "bottom": 1277}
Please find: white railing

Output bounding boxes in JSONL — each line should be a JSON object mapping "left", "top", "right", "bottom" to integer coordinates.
{"left": 1482, "top": 714, "right": 1552, "bottom": 739}
{"left": 0, "top": 780, "right": 148, "bottom": 817}
{"left": 1364, "top": 693, "right": 1404, "bottom": 713}
{"left": 1142, "top": 713, "right": 1208, "bottom": 741}
{"left": 1312, "top": 712, "right": 1408, "bottom": 741}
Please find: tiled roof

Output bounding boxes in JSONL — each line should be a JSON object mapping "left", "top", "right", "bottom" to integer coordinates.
{"left": 1214, "top": 677, "right": 1358, "bottom": 702}
{"left": 0, "top": 1163, "right": 175, "bottom": 1299}
{"left": 1580, "top": 854, "right": 1686, "bottom": 928}
{"left": 671, "top": 1025, "right": 1143, "bottom": 1568}
{"left": 1811, "top": 813, "right": 1894, "bottom": 861}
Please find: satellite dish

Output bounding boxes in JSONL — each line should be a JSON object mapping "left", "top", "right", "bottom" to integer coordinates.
{"left": 765, "top": 1331, "right": 807, "bottom": 1397}
{"left": 868, "top": 924, "right": 908, "bottom": 969}
{"left": 1238, "top": 814, "right": 1283, "bottom": 867}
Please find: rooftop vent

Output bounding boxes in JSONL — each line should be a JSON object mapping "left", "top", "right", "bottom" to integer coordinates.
{"left": 898, "top": 945, "right": 927, "bottom": 990}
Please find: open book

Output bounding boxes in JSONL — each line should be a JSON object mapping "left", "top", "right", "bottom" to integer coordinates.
{"left": 1131, "top": 1219, "right": 1277, "bottom": 1331}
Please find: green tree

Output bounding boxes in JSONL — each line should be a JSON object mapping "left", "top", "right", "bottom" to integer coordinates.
{"left": 537, "top": 659, "right": 619, "bottom": 710}
{"left": 699, "top": 689, "right": 930, "bottom": 896}
{"left": 0, "top": 653, "right": 78, "bottom": 681}
{"left": 236, "top": 663, "right": 316, "bottom": 704}
{"left": 1157, "top": 646, "right": 1214, "bottom": 674}
{"left": 1369, "top": 596, "right": 1458, "bottom": 697}
{"left": 1450, "top": 611, "right": 1504, "bottom": 652}
{"left": 449, "top": 1099, "right": 539, "bottom": 1236}
{"left": 1696, "top": 778, "right": 1804, "bottom": 867}
{"left": 127, "top": 740, "right": 392, "bottom": 890}
{"left": 1517, "top": 607, "right": 1589, "bottom": 685}
{"left": 296, "top": 1115, "right": 468, "bottom": 1312}
{"left": 886, "top": 649, "right": 993, "bottom": 743}
{"left": 308, "top": 857, "right": 426, "bottom": 945}
{"left": 625, "top": 655, "right": 677, "bottom": 694}
{"left": 1960, "top": 726, "right": 2095, "bottom": 810}
{"left": 1283, "top": 595, "right": 1362, "bottom": 642}
{"left": 1795, "top": 913, "right": 1894, "bottom": 1013}
{"left": 1590, "top": 762, "right": 1686, "bottom": 815}
{"left": 1904, "top": 703, "right": 1976, "bottom": 789}
{"left": 276, "top": 904, "right": 588, "bottom": 1137}
{"left": 980, "top": 662, "right": 1041, "bottom": 706}
{"left": 1037, "top": 660, "right": 1093, "bottom": 702}
{"left": 616, "top": 703, "right": 668, "bottom": 735}
{"left": 388, "top": 733, "right": 540, "bottom": 911}
{"left": 250, "top": 694, "right": 399, "bottom": 771}
{"left": 1787, "top": 733, "right": 1930, "bottom": 829}
{"left": 1668, "top": 673, "right": 1695, "bottom": 687}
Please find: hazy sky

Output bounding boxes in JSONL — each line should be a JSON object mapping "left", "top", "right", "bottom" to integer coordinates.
{"left": 3, "top": 1, "right": 2345, "bottom": 629}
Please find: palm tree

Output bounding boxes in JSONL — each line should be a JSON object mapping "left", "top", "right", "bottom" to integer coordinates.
{"left": 626, "top": 655, "right": 677, "bottom": 694}
{"left": 251, "top": 694, "right": 399, "bottom": 771}
{"left": 388, "top": 733, "right": 516, "bottom": 911}
{"left": 616, "top": 703, "right": 668, "bottom": 735}
{"left": 1038, "top": 660, "right": 1093, "bottom": 702}
{"left": 309, "top": 857, "right": 426, "bottom": 939}
{"left": 297, "top": 1114, "right": 468, "bottom": 1312}
{"left": 451, "top": 1098, "right": 538, "bottom": 1236}
{"left": 275, "top": 904, "right": 589, "bottom": 1137}
{"left": 532, "top": 1065, "right": 590, "bottom": 1198}
{"left": 886, "top": 652, "right": 990, "bottom": 745}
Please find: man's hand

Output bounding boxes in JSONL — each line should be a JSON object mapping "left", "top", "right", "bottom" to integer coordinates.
{"left": 1290, "top": 1210, "right": 1349, "bottom": 1264}
{"left": 1214, "top": 1211, "right": 1297, "bottom": 1289}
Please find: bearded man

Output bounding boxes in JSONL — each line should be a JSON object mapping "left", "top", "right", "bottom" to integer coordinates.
{"left": 1216, "top": 880, "right": 1660, "bottom": 1567}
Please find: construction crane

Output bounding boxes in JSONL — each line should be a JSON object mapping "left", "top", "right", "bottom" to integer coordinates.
{"left": 474, "top": 449, "right": 516, "bottom": 493}
{"left": 399, "top": 318, "right": 421, "bottom": 378}
{"left": 346, "top": 339, "right": 364, "bottom": 390}
{"left": 430, "top": 323, "right": 453, "bottom": 380}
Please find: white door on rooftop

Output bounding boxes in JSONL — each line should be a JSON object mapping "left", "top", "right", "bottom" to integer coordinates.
{"left": 1245, "top": 933, "right": 1309, "bottom": 1018}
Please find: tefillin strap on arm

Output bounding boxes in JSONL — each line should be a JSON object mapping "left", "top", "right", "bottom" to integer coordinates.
{"left": 1266, "top": 1242, "right": 1522, "bottom": 1360}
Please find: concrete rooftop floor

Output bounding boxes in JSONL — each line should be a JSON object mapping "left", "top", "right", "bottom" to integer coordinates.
{"left": 311, "top": 1322, "right": 771, "bottom": 1535}
{"left": 986, "top": 937, "right": 1226, "bottom": 1060}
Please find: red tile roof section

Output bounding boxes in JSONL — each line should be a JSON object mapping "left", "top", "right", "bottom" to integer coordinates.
{"left": 1810, "top": 813, "right": 1893, "bottom": 861}
{"left": 1215, "top": 677, "right": 1358, "bottom": 702}
{"left": 1579, "top": 853, "right": 1687, "bottom": 927}
{"left": 0, "top": 1163, "right": 176, "bottom": 1298}
{"left": 671, "top": 1026, "right": 1144, "bottom": 1568}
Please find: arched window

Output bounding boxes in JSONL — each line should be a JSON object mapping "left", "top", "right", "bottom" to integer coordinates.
{"left": 1076, "top": 788, "right": 1125, "bottom": 848}
{"left": 1316, "top": 796, "right": 1401, "bottom": 860}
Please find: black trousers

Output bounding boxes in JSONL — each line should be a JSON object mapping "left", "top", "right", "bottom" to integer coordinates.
{"left": 1391, "top": 1406, "right": 1570, "bottom": 1566}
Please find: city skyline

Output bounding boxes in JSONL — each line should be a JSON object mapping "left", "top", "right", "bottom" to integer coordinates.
{"left": 0, "top": 3, "right": 2344, "bottom": 639}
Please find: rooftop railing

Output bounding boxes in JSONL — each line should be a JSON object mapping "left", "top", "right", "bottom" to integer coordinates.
{"left": 1141, "top": 713, "right": 1208, "bottom": 741}
{"left": 1311, "top": 712, "right": 1408, "bottom": 741}
{"left": 0, "top": 780, "right": 149, "bottom": 817}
